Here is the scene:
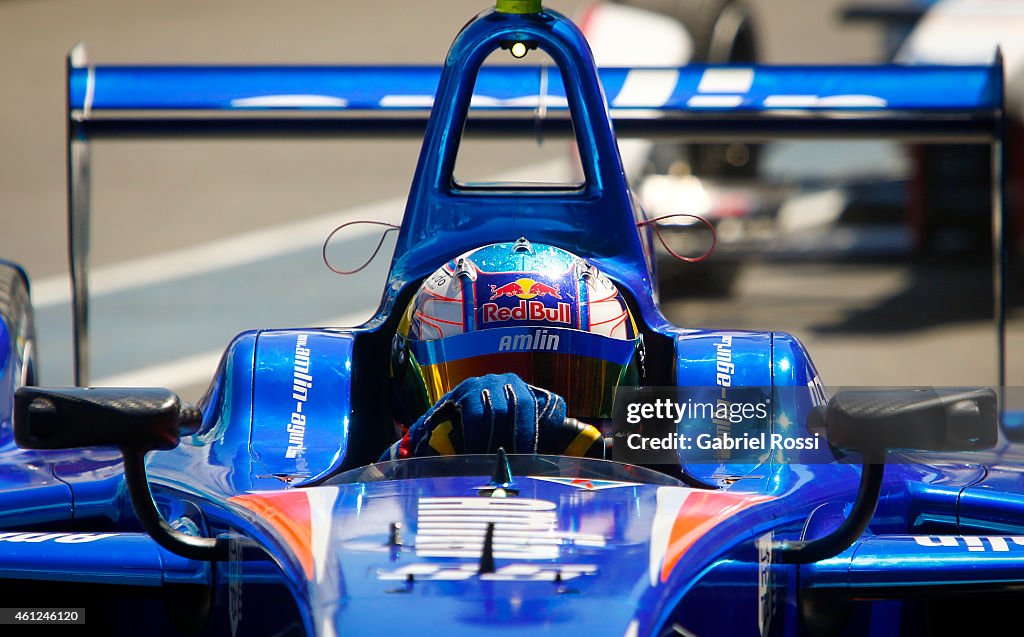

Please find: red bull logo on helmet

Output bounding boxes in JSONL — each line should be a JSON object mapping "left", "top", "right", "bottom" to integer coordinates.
{"left": 480, "top": 276, "right": 573, "bottom": 326}
{"left": 488, "top": 277, "right": 562, "bottom": 301}
{"left": 482, "top": 299, "right": 572, "bottom": 324}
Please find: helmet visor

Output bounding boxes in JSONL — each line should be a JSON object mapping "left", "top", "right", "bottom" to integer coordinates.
{"left": 407, "top": 327, "right": 640, "bottom": 420}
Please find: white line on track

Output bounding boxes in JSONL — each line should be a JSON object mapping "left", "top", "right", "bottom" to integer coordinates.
{"left": 30, "top": 197, "right": 407, "bottom": 309}
{"left": 30, "top": 159, "right": 567, "bottom": 310}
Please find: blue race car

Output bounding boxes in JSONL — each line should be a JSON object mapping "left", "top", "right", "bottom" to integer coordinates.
{"left": 0, "top": 1, "right": 1018, "bottom": 635}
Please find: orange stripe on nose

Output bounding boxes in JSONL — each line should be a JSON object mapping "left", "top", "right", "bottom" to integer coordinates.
{"left": 231, "top": 491, "right": 314, "bottom": 580}
{"left": 661, "top": 492, "right": 773, "bottom": 583}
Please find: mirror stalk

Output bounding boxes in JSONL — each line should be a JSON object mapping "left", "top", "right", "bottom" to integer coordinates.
{"left": 122, "top": 448, "right": 228, "bottom": 561}
{"left": 775, "top": 458, "right": 885, "bottom": 564}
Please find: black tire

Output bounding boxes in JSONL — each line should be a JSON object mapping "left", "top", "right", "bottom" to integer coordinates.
{"left": 615, "top": 0, "right": 760, "bottom": 178}
{"left": 0, "top": 262, "right": 38, "bottom": 388}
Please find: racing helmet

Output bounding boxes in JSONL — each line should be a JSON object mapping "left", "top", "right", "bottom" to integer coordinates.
{"left": 391, "top": 238, "right": 644, "bottom": 422}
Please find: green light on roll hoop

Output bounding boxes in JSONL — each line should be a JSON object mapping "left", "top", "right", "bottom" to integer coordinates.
{"left": 496, "top": 0, "right": 542, "bottom": 14}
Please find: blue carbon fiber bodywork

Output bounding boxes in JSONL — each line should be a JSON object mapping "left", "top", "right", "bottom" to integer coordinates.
{"left": 1, "top": 4, "right": 1022, "bottom": 636}
{"left": 303, "top": 476, "right": 776, "bottom": 636}
{"left": 804, "top": 534, "right": 1024, "bottom": 591}
{"left": 250, "top": 330, "right": 353, "bottom": 484}
{"left": 385, "top": 8, "right": 656, "bottom": 327}
{"left": 0, "top": 531, "right": 207, "bottom": 586}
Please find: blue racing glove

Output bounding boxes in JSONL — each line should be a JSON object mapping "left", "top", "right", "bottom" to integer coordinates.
{"left": 381, "top": 373, "right": 604, "bottom": 461}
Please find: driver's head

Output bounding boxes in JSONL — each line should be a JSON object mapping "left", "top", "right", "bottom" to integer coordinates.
{"left": 391, "top": 238, "right": 644, "bottom": 422}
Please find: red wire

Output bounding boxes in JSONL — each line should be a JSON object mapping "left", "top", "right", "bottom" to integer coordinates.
{"left": 323, "top": 214, "right": 715, "bottom": 273}
{"left": 636, "top": 213, "right": 717, "bottom": 263}
{"left": 322, "top": 220, "right": 401, "bottom": 275}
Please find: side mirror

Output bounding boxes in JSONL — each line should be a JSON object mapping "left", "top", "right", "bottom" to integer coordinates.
{"left": 14, "top": 386, "right": 226, "bottom": 561}
{"left": 779, "top": 387, "right": 997, "bottom": 564}
{"left": 814, "top": 387, "right": 998, "bottom": 457}
{"left": 14, "top": 386, "right": 201, "bottom": 452}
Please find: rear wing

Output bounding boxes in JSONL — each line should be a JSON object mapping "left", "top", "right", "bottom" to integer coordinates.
{"left": 70, "top": 56, "right": 1001, "bottom": 141}
{"left": 65, "top": 45, "right": 1008, "bottom": 385}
